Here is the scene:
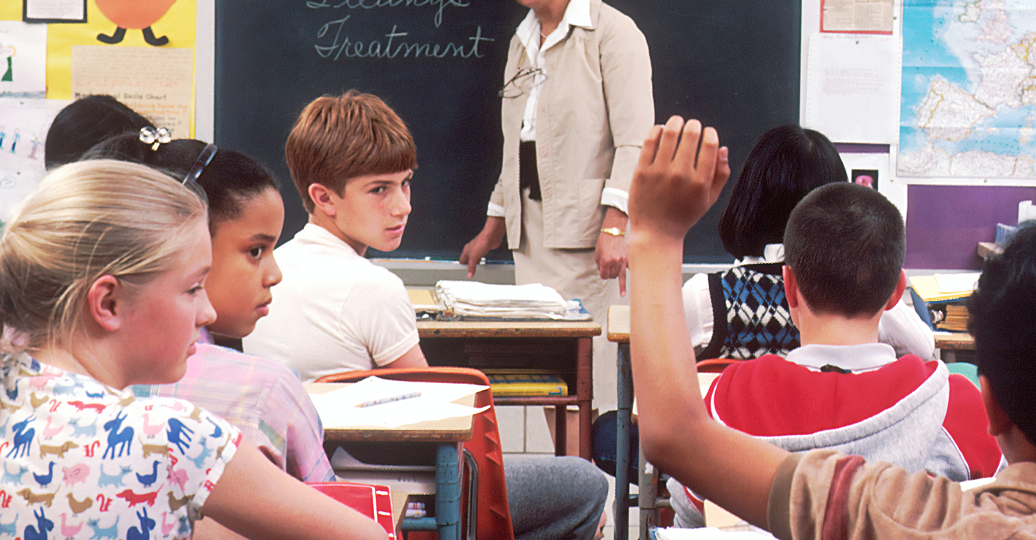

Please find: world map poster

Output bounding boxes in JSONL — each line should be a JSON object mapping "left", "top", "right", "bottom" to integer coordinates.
{"left": 899, "top": 0, "right": 1036, "bottom": 178}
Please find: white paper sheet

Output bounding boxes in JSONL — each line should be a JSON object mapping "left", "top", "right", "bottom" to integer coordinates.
{"left": 806, "top": 34, "right": 901, "bottom": 143}
{"left": 25, "top": 0, "right": 86, "bottom": 21}
{"left": 655, "top": 527, "right": 774, "bottom": 539}
{"left": 309, "top": 377, "right": 488, "bottom": 429}
{"left": 935, "top": 272, "right": 981, "bottom": 295}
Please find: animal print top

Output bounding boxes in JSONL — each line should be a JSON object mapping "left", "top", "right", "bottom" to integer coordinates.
{"left": 0, "top": 354, "right": 241, "bottom": 540}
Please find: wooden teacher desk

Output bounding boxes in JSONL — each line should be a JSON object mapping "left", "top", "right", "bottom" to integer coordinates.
{"left": 414, "top": 314, "right": 601, "bottom": 460}
{"left": 307, "top": 382, "right": 475, "bottom": 540}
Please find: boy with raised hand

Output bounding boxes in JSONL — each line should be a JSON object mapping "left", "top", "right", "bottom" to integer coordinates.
{"left": 664, "top": 150, "right": 997, "bottom": 525}
{"left": 628, "top": 117, "right": 1036, "bottom": 537}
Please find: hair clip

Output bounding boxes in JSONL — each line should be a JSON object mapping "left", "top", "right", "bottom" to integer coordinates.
{"left": 184, "top": 143, "right": 218, "bottom": 185}
{"left": 139, "top": 126, "right": 171, "bottom": 151}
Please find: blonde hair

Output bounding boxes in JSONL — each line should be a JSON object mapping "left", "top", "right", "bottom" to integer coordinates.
{"left": 0, "top": 160, "right": 207, "bottom": 350}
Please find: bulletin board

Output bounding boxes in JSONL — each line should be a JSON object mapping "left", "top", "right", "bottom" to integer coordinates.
{"left": 0, "top": 0, "right": 200, "bottom": 219}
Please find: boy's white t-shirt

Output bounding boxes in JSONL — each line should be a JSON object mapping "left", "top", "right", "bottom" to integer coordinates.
{"left": 243, "top": 223, "right": 419, "bottom": 382}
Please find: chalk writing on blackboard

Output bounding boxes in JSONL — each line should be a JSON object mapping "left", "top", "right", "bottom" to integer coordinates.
{"left": 307, "top": 0, "right": 494, "bottom": 61}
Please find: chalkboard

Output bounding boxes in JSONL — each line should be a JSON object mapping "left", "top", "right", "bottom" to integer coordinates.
{"left": 214, "top": 0, "right": 800, "bottom": 264}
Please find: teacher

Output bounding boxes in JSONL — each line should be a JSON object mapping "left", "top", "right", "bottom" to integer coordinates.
{"left": 461, "top": 0, "right": 654, "bottom": 411}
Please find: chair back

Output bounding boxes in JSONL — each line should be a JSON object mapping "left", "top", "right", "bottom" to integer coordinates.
{"left": 695, "top": 358, "right": 739, "bottom": 373}
{"left": 316, "top": 367, "right": 514, "bottom": 540}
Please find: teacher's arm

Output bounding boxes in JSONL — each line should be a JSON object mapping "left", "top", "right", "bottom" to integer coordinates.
{"left": 594, "top": 11, "right": 656, "bottom": 295}
{"left": 461, "top": 215, "right": 506, "bottom": 279}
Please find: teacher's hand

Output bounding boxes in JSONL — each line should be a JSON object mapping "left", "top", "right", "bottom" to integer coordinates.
{"left": 460, "top": 216, "right": 506, "bottom": 278}
{"left": 595, "top": 207, "right": 629, "bottom": 296}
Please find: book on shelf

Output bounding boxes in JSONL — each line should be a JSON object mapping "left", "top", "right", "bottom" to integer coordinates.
{"left": 483, "top": 370, "right": 568, "bottom": 397}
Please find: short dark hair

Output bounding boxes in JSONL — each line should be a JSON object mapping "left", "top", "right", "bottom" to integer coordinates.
{"left": 82, "top": 135, "right": 278, "bottom": 232}
{"left": 286, "top": 90, "right": 417, "bottom": 213}
{"left": 968, "top": 222, "right": 1036, "bottom": 446}
{"left": 719, "top": 125, "right": 847, "bottom": 260}
{"left": 784, "top": 183, "right": 904, "bottom": 317}
{"left": 45, "top": 95, "right": 155, "bottom": 169}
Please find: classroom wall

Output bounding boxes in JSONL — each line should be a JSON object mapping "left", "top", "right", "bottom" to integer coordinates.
{"left": 200, "top": 0, "right": 1036, "bottom": 277}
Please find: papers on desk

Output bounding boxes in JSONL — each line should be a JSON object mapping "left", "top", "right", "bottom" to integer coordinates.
{"left": 434, "top": 280, "right": 591, "bottom": 320}
{"left": 909, "top": 273, "right": 979, "bottom": 302}
{"left": 309, "top": 377, "right": 488, "bottom": 429}
{"left": 655, "top": 527, "right": 774, "bottom": 539}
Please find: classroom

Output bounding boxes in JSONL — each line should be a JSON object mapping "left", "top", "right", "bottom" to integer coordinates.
{"left": 1, "top": 0, "right": 1035, "bottom": 539}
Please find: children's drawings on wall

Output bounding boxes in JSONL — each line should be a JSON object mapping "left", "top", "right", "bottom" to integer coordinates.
{"left": 0, "top": 22, "right": 47, "bottom": 98}
{"left": 0, "top": 98, "right": 70, "bottom": 220}
{"left": 71, "top": 46, "right": 193, "bottom": 137}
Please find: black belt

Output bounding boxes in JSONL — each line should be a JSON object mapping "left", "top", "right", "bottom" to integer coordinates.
{"left": 519, "top": 141, "right": 541, "bottom": 201}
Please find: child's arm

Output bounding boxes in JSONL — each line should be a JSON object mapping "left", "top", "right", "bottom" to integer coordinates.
{"left": 627, "top": 117, "right": 790, "bottom": 529}
{"left": 203, "top": 440, "right": 389, "bottom": 540}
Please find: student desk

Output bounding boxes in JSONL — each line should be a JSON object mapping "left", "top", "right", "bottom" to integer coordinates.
{"left": 607, "top": 304, "right": 642, "bottom": 540}
{"left": 307, "top": 382, "right": 475, "bottom": 540}
{"left": 935, "top": 332, "right": 976, "bottom": 363}
{"left": 606, "top": 305, "right": 718, "bottom": 540}
{"left": 412, "top": 302, "right": 602, "bottom": 460}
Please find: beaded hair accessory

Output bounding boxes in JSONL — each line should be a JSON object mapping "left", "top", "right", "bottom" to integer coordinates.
{"left": 184, "top": 143, "right": 218, "bottom": 185}
{"left": 139, "top": 126, "right": 171, "bottom": 151}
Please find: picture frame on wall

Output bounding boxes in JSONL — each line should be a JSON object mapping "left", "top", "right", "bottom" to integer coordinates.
{"left": 23, "top": 0, "right": 87, "bottom": 24}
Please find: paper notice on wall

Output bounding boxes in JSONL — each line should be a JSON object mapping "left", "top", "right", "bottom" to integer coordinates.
{"left": 24, "top": 0, "right": 87, "bottom": 22}
{"left": 0, "top": 21, "right": 48, "bottom": 98}
{"left": 70, "top": 46, "right": 194, "bottom": 138}
{"left": 822, "top": 0, "right": 894, "bottom": 33}
{"left": 805, "top": 34, "right": 901, "bottom": 144}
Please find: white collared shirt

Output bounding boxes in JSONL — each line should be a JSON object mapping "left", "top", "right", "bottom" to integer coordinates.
{"left": 515, "top": 0, "right": 592, "bottom": 143}
{"left": 490, "top": 0, "right": 627, "bottom": 217}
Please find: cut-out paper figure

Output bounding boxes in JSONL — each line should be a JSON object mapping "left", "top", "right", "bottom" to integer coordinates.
{"left": 0, "top": 45, "right": 13, "bottom": 82}
{"left": 0, "top": 126, "right": 5, "bottom": 150}
{"left": 10, "top": 129, "right": 19, "bottom": 154}
{"left": 95, "top": 0, "right": 178, "bottom": 46}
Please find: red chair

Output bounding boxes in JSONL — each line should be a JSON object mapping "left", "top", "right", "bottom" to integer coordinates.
{"left": 695, "top": 358, "right": 740, "bottom": 373}
{"left": 316, "top": 367, "right": 514, "bottom": 540}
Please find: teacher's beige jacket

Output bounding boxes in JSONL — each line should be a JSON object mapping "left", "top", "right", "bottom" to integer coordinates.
{"left": 488, "top": 0, "right": 654, "bottom": 250}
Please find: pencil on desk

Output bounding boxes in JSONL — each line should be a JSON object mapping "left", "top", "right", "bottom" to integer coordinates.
{"left": 356, "top": 391, "right": 422, "bottom": 408}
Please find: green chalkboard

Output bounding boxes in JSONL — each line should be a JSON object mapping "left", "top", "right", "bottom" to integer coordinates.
{"left": 214, "top": 0, "right": 801, "bottom": 264}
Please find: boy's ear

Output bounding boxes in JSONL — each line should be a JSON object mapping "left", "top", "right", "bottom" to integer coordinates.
{"left": 308, "top": 183, "right": 339, "bottom": 218}
{"left": 980, "top": 374, "right": 1013, "bottom": 437}
{"left": 782, "top": 265, "right": 800, "bottom": 309}
{"left": 86, "top": 275, "right": 123, "bottom": 332}
{"left": 884, "top": 270, "right": 908, "bottom": 311}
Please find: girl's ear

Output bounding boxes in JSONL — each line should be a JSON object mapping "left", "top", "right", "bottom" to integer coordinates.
{"left": 87, "top": 275, "right": 123, "bottom": 332}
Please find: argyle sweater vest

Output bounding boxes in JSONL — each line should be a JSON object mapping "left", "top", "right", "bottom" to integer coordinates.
{"left": 699, "top": 263, "right": 800, "bottom": 359}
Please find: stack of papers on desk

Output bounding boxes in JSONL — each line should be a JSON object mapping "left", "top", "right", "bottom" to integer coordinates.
{"left": 434, "top": 280, "right": 590, "bottom": 320}
{"left": 909, "top": 273, "right": 980, "bottom": 302}
{"left": 308, "top": 377, "right": 488, "bottom": 429}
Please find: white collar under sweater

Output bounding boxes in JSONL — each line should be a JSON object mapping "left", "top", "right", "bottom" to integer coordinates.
{"left": 786, "top": 342, "right": 899, "bottom": 373}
